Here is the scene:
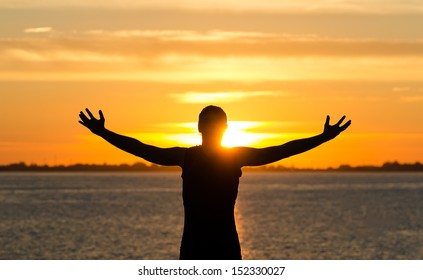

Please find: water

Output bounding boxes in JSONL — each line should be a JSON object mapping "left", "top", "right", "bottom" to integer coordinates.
{"left": 0, "top": 172, "right": 422, "bottom": 259}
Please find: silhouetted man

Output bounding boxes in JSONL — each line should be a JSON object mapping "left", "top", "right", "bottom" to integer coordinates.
{"left": 79, "top": 105, "right": 351, "bottom": 260}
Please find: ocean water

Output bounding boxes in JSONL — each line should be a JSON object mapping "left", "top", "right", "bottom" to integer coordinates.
{"left": 0, "top": 172, "right": 422, "bottom": 260}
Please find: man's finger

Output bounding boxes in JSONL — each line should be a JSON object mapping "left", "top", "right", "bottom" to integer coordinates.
{"left": 78, "top": 120, "right": 88, "bottom": 127}
{"left": 79, "top": 111, "right": 90, "bottom": 122}
{"left": 340, "top": 120, "right": 351, "bottom": 131}
{"left": 99, "top": 110, "right": 104, "bottom": 121}
{"left": 325, "top": 115, "right": 330, "bottom": 126}
{"left": 85, "top": 108, "right": 95, "bottom": 119}
{"left": 335, "top": 115, "right": 346, "bottom": 126}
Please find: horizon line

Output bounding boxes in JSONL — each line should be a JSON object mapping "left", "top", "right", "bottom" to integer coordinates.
{"left": 1, "top": 160, "right": 422, "bottom": 172}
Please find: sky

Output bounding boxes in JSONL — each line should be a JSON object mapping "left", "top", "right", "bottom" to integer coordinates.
{"left": 1, "top": 0, "right": 423, "bottom": 168}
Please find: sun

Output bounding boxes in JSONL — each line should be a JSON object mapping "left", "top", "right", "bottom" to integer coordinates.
{"left": 222, "top": 121, "right": 268, "bottom": 147}
{"left": 157, "top": 121, "right": 279, "bottom": 147}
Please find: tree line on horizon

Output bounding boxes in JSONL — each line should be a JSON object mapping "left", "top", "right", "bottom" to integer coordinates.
{"left": 0, "top": 161, "right": 422, "bottom": 172}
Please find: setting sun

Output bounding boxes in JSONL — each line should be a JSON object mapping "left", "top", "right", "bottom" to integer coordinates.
{"left": 149, "top": 121, "right": 280, "bottom": 147}
{"left": 222, "top": 121, "right": 273, "bottom": 147}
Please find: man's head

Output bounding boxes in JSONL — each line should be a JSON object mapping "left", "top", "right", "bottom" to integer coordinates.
{"left": 198, "top": 105, "right": 228, "bottom": 144}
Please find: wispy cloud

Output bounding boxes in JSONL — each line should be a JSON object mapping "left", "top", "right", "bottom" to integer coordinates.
{"left": 85, "top": 29, "right": 281, "bottom": 42}
{"left": 392, "top": 87, "right": 411, "bottom": 92}
{"left": 400, "top": 95, "right": 423, "bottom": 103}
{"left": 169, "top": 91, "right": 286, "bottom": 103}
{"left": 1, "top": 29, "right": 423, "bottom": 82}
{"left": 2, "top": 0, "right": 423, "bottom": 14}
{"left": 24, "top": 27, "right": 53, "bottom": 34}
{"left": 4, "top": 31, "right": 423, "bottom": 59}
{"left": 4, "top": 48, "right": 128, "bottom": 62}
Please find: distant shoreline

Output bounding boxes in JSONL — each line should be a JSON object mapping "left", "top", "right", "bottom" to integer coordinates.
{"left": 1, "top": 161, "right": 422, "bottom": 172}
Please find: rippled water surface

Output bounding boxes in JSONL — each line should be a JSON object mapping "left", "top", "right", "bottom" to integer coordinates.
{"left": 1, "top": 172, "right": 422, "bottom": 259}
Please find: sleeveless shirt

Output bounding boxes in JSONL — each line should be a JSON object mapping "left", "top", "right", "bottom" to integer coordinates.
{"left": 180, "top": 146, "right": 242, "bottom": 260}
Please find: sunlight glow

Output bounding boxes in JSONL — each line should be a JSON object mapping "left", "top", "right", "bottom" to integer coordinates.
{"left": 222, "top": 121, "right": 269, "bottom": 147}
{"left": 165, "top": 121, "right": 280, "bottom": 147}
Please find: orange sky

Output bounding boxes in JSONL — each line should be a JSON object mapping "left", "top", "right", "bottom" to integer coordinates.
{"left": 1, "top": 1, "right": 423, "bottom": 168}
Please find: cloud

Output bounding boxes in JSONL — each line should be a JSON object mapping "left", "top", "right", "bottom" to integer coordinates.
{"left": 169, "top": 91, "right": 286, "bottom": 103}
{"left": 1, "top": 30, "right": 423, "bottom": 82}
{"left": 392, "top": 87, "right": 410, "bottom": 92}
{"left": 85, "top": 29, "right": 281, "bottom": 42}
{"left": 400, "top": 95, "right": 423, "bottom": 103}
{"left": 3, "top": 48, "right": 128, "bottom": 62}
{"left": 2, "top": 0, "right": 423, "bottom": 14}
{"left": 6, "top": 30, "right": 423, "bottom": 58}
{"left": 82, "top": 29, "right": 423, "bottom": 56}
{"left": 24, "top": 27, "right": 53, "bottom": 34}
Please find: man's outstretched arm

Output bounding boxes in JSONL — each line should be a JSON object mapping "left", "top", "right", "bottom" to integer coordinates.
{"left": 78, "top": 108, "right": 185, "bottom": 166}
{"left": 235, "top": 115, "right": 351, "bottom": 167}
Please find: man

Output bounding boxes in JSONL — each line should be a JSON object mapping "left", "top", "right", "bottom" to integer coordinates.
{"left": 79, "top": 105, "right": 351, "bottom": 259}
